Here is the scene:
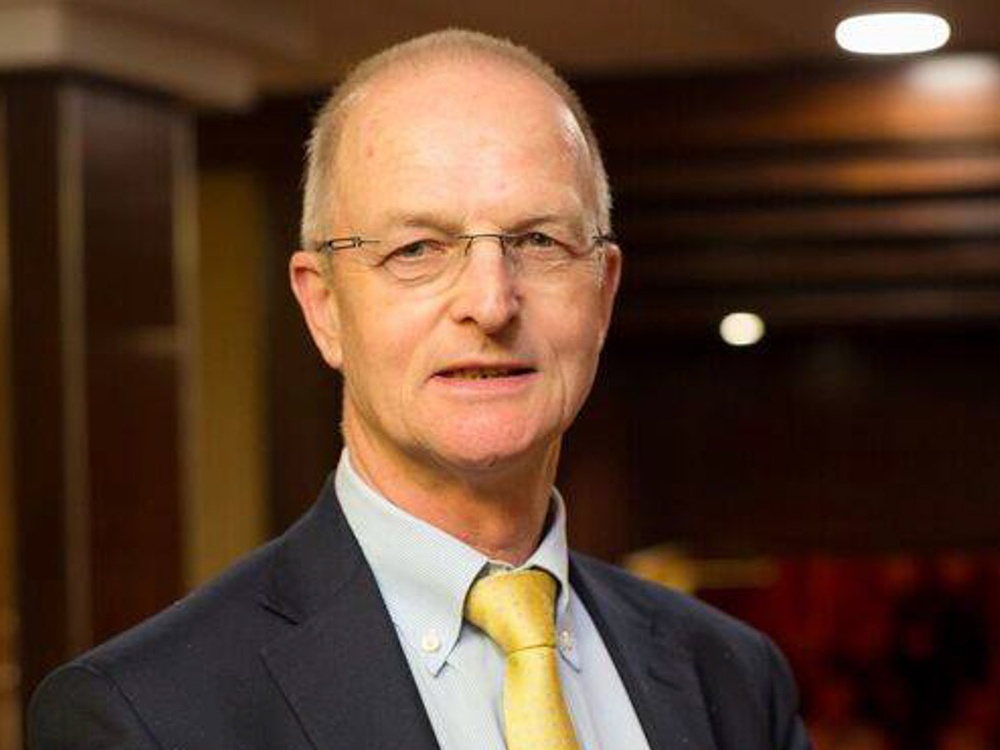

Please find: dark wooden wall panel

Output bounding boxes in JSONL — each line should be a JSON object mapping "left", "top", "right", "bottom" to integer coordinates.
{"left": 4, "top": 74, "right": 190, "bottom": 697}
{"left": 78, "top": 89, "right": 184, "bottom": 642}
{"left": 0, "top": 89, "right": 20, "bottom": 749}
{"left": 576, "top": 60, "right": 1000, "bottom": 339}
{"left": 583, "top": 64, "right": 1000, "bottom": 151}
{"left": 5, "top": 80, "right": 76, "bottom": 695}
{"left": 593, "top": 329, "right": 1000, "bottom": 557}
{"left": 563, "top": 59, "right": 1000, "bottom": 558}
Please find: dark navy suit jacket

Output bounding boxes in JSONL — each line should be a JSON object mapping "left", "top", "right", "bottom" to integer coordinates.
{"left": 30, "top": 474, "right": 812, "bottom": 749}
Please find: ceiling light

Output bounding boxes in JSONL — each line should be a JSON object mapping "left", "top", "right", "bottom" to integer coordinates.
{"left": 906, "top": 55, "right": 1000, "bottom": 94}
{"left": 835, "top": 12, "right": 951, "bottom": 55}
{"left": 719, "top": 312, "right": 765, "bottom": 347}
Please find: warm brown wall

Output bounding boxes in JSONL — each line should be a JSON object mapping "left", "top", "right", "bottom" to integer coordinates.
{"left": 565, "top": 327, "right": 1000, "bottom": 559}
{"left": 0, "top": 93, "right": 22, "bottom": 750}
{"left": 198, "top": 98, "right": 342, "bottom": 534}
{"left": 188, "top": 169, "right": 268, "bottom": 585}
{"left": 560, "top": 58, "right": 1000, "bottom": 558}
{"left": 577, "top": 60, "right": 1000, "bottom": 334}
{"left": 4, "top": 74, "right": 192, "bottom": 699}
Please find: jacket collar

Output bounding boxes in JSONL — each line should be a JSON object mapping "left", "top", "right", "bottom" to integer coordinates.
{"left": 256, "top": 474, "right": 717, "bottom": 750}
{"left": 258, "top": 473, "right": 440, "bottom": 750}
{"left": 571, "top": 555, "right": 719, "bottom": 750}
{"left": 334, "top": 450, "right": 577, "bottom": 676}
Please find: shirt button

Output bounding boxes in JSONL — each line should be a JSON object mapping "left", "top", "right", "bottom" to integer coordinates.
{"left": 421, "top": 630, "right": 441, "bottom": 653}
{"left": 559, "top": 629, "right": 574, "bottom": 651}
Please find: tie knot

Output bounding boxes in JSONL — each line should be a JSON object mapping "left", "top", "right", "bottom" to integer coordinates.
{"left": 464, "top": 569, "right": 558, "bottom": 654}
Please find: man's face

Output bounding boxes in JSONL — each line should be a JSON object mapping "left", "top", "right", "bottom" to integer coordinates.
{"left": 305, "top": 59, "right": 620, "bottom": 478}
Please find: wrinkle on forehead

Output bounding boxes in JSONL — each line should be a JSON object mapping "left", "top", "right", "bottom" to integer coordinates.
{"left": 332, "top": 57, "right": 597, "bottom": 222}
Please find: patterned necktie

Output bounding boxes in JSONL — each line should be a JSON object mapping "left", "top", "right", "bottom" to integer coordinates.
{"left": 464, "top": 569, "right": 581, "bottom": 750}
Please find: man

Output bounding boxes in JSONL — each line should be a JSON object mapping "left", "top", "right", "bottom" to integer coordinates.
{"left": 30, "top": 30, "right": 811, "bottom": 750}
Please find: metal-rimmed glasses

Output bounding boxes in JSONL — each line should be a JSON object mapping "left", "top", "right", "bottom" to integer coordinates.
{"left": 316, "top": 230, "right": 616, "bottom": 286}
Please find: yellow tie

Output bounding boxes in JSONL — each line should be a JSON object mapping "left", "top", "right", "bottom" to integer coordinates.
{"left": 464, "top": 569, "right": 581, "bottom": 750}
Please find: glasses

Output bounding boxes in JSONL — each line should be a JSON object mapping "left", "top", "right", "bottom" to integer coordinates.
{"left": 316, "top": 229, "right": 615, "bottom": 286}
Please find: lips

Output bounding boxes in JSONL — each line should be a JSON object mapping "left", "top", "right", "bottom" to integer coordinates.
{"left": 437, "top": 365, "right": 536, "bottom": 380}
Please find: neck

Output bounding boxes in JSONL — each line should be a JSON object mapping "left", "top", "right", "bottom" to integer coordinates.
{"left": 342, "top": 410, "right": 559, "bottom": 566}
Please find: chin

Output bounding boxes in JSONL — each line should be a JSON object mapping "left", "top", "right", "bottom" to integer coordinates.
{"left": 427, "top": 426, "right": 551, "bottom": 477}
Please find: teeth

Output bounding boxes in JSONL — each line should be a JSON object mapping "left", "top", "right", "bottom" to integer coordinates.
{"left": 450, "top": 368, "right": 513, "bottom": 379}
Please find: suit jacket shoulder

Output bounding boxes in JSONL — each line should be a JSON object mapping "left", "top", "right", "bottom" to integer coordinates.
{"left": 573, "top": 550, "right": 771, "bottom": 658}
{"left": 30, "top": 499, "right": 325, "bottom": 749}
{"left": 29, "top": 475, "right": 438, "bottom": 750}
{"left": 30, "top": 480, "right": 810, "bottom": 750}
{"left": 571, "top": 551, "right": 811, "bottom": 750}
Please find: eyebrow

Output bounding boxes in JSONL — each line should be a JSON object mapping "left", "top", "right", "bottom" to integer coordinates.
{"left": 504, "top": 214, "right": 584, "bottom": 234}
{"left": 379, "top": 210, "right": 464, "bottom": 235}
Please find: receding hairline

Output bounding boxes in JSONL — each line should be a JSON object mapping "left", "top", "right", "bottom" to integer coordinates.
{"left": 300, "top": 29, "right": 612, "bottom": 250}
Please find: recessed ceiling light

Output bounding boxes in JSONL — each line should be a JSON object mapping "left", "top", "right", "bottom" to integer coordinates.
{"left": 835, "top": 12, "right": 951, "bottom": 55}
{"left": 719, "top": 312, "right": 765, "bottom": 347}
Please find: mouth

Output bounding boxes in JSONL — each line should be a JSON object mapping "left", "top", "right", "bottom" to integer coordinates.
{"left": 437, "top": 365, "right": 536, "bottom": 380}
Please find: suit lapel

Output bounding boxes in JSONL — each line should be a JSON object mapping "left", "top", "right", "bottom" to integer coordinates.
{"left": 571, "top": 557, "right": 719, "bottom": 750}
{"left": 258, "top": 476, "right": 439, "bottom": 750}
{"left": 255, "top": 476, "right": 720, "bottom": 750}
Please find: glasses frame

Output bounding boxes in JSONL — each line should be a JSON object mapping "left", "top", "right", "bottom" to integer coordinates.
{"left": 315, "top": 231, "right": 616, "bottom": 255}
{"left": 312, "top": 229, "right": 617, "bottom": 285}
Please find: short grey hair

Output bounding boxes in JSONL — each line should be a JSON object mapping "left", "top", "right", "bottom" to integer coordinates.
{"left": 300, "top": 29, "right": 612, "bottom": 250}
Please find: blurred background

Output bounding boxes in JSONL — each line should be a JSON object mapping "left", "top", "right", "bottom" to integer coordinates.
{"left": 2, "top": 1, "right": 1000, "bottom": 748}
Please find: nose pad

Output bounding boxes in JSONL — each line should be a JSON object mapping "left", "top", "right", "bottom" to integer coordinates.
{"left": 458, "top": 233, "right": 517, "bottom": 275}
{"left": 461, "top": 233, "right": 506, "bottom": 255}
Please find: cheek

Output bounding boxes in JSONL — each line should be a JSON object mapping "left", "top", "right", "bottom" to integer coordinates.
{"left": 538, "top": 297, "right": 605, "bottom": 390}
{"left": 549, "top": 285, "right": 606, "bottom": 352}
{"left": 342, "top": 299, "right": 438, "bottom": 391}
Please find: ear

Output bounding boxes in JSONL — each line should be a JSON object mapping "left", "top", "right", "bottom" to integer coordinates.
{"left": 597, "top": 244, "right": 622, "bottom": 347}
{"left": 289, "top": 250, "right": 343, "bottom": 369}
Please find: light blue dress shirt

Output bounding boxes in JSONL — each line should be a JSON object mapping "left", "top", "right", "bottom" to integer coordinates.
{"left": 336, "top": 450, "right": 652, "bottom": 750}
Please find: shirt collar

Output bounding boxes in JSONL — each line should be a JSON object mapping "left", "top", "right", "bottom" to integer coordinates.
{"left": 335, "top": 449, "right": 578, "bottom": 674}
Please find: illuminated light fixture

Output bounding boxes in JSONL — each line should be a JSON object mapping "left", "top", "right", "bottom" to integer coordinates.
{"left": 835, "top": 12, "right": 951, "bottom": 55}
{"left": 719, "top": 312, "right": 765, "bottom": 347}
{"left": 906, "top": 55, "right": 1000, "bottom": 94}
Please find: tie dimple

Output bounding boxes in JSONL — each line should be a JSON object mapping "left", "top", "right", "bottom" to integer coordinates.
{"left": 465, "top": 569, "right": 581, "bottom": 750}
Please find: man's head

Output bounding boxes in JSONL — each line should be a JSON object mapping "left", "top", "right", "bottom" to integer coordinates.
{"left": 290, "top": 29, "right": 621, "bottom": 484}
{"left": 299, "top": 29, "right": 612, "bottom": 251}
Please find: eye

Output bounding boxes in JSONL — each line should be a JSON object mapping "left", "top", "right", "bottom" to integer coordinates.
{"left": 379, "top": 238, "right": 454, "bottom": 282}
{"left": 383, "top": 239, "right": 448, "bottom": 264}
{"left": 508, "top": 231, "right": 558, "bottom": 250}
{"left": 392, "top": 240, "right": 431, "bottom": 259}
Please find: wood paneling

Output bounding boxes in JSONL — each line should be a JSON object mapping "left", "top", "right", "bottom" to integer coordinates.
{"left": 624, "top": 198, "right": 1000, "bottom": 243}
{"left": 621, "top": 152, "right": 1000, "bottom": 199}
{"left": 4, "top": 74, "right": 191, "bottom": 698}
{"left": 0, "top": 92, "right": 23, "bottom": 750}
{"left": 605, "top": 328, "right": 1000, "bottom": 556}
{"left": 573, "top": 58, "right": 1000, "bottom": 339}
{"left": 189, "top": 169, "right": 268, "bottom": 586}
{"left": 627, "top": 243, "right": 1000, "bottom": 286}
{"left": 569, "top": 59, "right": 1000, "bottom": 557}
{"left": 5, "top": 79, "right": 78, "bottom": 698}
{"left": 78, "top": 86, "right": 187, "bottom": 644}
{"left": 584, "top": 62, "right": 1000, "bottom": 150}
{"left": 199, "top": 97, "right": 342, "bottom": 534}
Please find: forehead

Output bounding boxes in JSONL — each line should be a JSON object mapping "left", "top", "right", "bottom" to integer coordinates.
{"left": 334, "top": 57, "right": 594, "bottom": 226}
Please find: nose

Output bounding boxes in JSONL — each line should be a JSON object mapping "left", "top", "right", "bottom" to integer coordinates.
{"left": 447, "top": 236, "right": 520, "bottom": 333}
